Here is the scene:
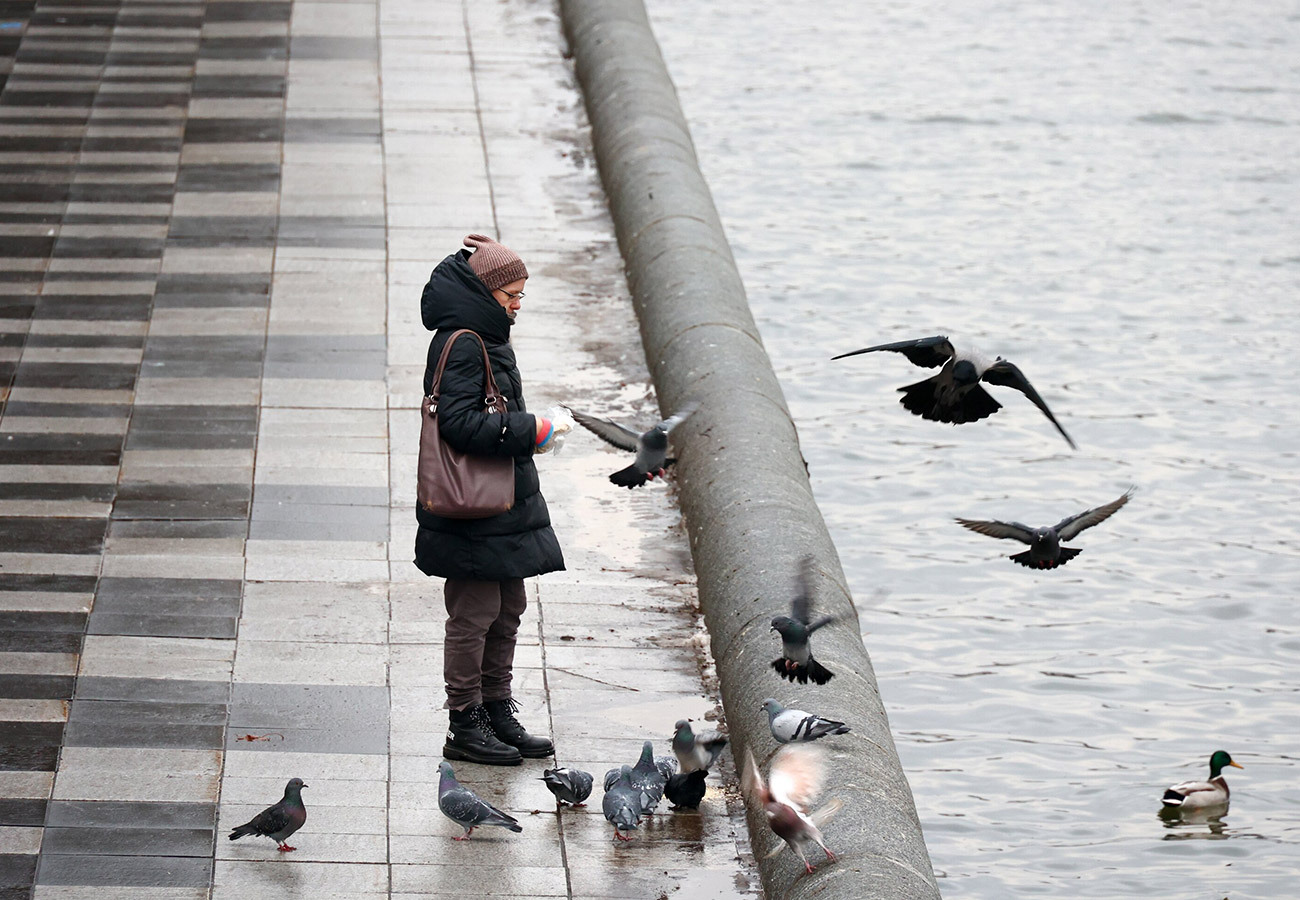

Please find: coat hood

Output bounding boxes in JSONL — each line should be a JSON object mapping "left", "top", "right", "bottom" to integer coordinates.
{"left": 420, "top": 250, "right": 513, "bottom": 342}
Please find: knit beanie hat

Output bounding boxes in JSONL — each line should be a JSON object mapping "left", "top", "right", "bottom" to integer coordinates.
{"left": 463, "top": 233, "right": 528, "bottom": 291}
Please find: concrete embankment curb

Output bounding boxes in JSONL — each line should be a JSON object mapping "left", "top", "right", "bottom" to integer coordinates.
{"left": 558, "top": 2, "right": 942, "bottom": 898}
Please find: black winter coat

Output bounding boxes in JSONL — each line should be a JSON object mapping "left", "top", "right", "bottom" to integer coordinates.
{"left": 413, "top": 250, "right": 565, "bottom": 581}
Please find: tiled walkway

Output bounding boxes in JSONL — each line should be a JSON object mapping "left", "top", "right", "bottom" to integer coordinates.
{"left": 0, "top": 1, "right": 759, "bottom": 898}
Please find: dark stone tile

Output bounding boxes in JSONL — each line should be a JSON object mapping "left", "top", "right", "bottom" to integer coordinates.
{"left": 67, "top": 700, "right": 226, "bottom": 727}
{"left": 121, "top": 430, "right": 256, "bottom": 452}
{"left": 36, "top": 853, "right": 212, "bottom": 888}
{"left": 85, "top": 615, "right": 237, "bottom": 640}
{"left": 0, "top": 575, "right": 97, "bottom": 594}
{"left": 192, "top": 74, "right": 284, "bottom": 98}
{"left": 284, "top": 116, "right": 380, "bottom": 144}
{"left": 0, "top": 298, "right": 35, "bottom": 320}
{"left": 182, "top": 117, "right": 282, "bottom": 143}
{"left": 73, "top": 677, "right": 229, "bottom": 705}
{"left": 1, "top": 91, "right": 96, "bottom": 108}
{"left": 0, "top": 722, "right": 64, "bottom": 749}
{"left": 0, "top": 854, "right": 36, "bottom": 889}
{"left": 31, "top": 295, "right": 151, "bottom": 321}
{"left": 41, "top": 826, "right": 213, "bottom": 857}
{"left": 0, "top": 612, "right": 86, "bottom": 634}
{"left": 175, "top": 163, "right": 279, "bottom": 192}
{"left": 21, "top": 335, "right": 143, "bottom": 351}
{"left": 97, "top": 578, "right": 241, "bottom": 602}
{"left": 205, "top": 1, "right": 290, "bottom": 22}
{"left": 142, "top": 335, "right": 263, "bottom": 364}
{"left": 166, "top": 216, "right": 276, "bottom": 244}
{"left": 0, "top": 800, "right": 46, "bottom": 827}
{"left": 63, "top": 720, "right": 225, "bottom": 749}
{"left": 0, "top": 675, "right": 75, "bottom": 700}
{"left": 10, "top": 363, "right": 136, "bottom": 390}
{"left": 0, "top": 518, "right": 105, "bottom": 555}
{"left": 52, "top": 235, "right": 166, "bottom": 258}
{"left": 46, "top": 800, "right": 215, "bottom": 830}
{"left": 96, "top": 92, "right": 192, "bottom": 109}
{"left": 0, "top": 236, "right": 54, "bottom": 258}
{"left": 101, "top": 52, "right": 196, "bottom": 68}
{"left": 0, "top": 183, "right": 68, "bottom": 202}
{"left": 80, "top": 136, "right": 181, "bottom": 153}
{"left": 91, "top": 592, "right": 241, "bottom": 619}
{"left": 111, "top": 482, "right": 252, "bottom": 519}
{"left": 285, "top": 35, "right": 377, "bottom": 60}
{"left": 0, "top": 483, "right": 115, "bottom": 503}
{"left": 64, "top": 184, "right": 175, "bottom": 206}
{"left": 130, "top": 404, "right": 257, "bottom": 429}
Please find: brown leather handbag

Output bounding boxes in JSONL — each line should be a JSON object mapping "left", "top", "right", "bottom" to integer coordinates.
{"left": 417, "top": 329, "right": 515, "bottom": 518}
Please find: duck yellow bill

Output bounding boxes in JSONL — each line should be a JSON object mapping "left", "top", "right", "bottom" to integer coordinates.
{"left": 1229, "top": 761, "right": 1244, "bottom": 769}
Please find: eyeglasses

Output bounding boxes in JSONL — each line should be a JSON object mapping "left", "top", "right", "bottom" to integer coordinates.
{"left": 495, "top": 288, "right": 525, "bottom": 301}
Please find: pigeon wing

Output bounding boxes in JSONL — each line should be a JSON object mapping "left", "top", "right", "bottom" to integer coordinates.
{"left": 740, "top": 749, "right": 769, "bottom": 805}
{"left": 440, "top": 785, "right": 513, "bottom": 829}
{"left": 981, "top": 359, "right": 1077, "bottom": 449}
{"left": 244, "top": 801, "right": 292, "bottom": 837}
{"left": 790, "top": 554, "right": 818, "bottom": 626}
{"left": 768, "top": 745, "right": 825, "bottom": 814}
{"left": 659, "top": 399, "right": 701, "bottom": 434}
{"left": 571, "top": 410, "right": 642, "bottom": 453}
{"left": 1055, "top": 489, "right": 1132, "bottom": 542}
{"left": 955, "top": 517, "right": 1037, "bottom": 544}
{"left": 831, "top": 335, "right": 955, "bottom": 368}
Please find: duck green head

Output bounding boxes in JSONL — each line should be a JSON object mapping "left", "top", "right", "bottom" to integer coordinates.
{"left": 1209, "top": 750, "right": 1243, "bottom": 778}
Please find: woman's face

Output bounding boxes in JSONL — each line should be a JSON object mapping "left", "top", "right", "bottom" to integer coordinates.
{"left": 492, "top": 278, "right": 526, "bottom": 322}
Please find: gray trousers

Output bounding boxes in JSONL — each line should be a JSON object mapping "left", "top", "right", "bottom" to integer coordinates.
{"left": 443, "top": 577, "right": 527, "bottom": 711}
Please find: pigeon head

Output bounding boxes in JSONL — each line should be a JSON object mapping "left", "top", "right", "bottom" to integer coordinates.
{"left": 952, "top": 358, "right": 979, "bottom": 385}
{"left": 286, "top": 778, "right": 307, "bottom": 792}
{"left": 770, "top": 615, "right": 799, "bottom": 636}
{"left": 643, "top": 427, "right": 669, "bottom": 450}
{"left": 760, "top": 698, "right": 784, "bottom": 720}
{"left": 674, "top": 719, "right": 692, "bottom": 739}
{"left": 437, "top": 762, "right": 456, "bottom": 784}
{"left": 1031, "top": 527, "right": 1056, "bottom": 547}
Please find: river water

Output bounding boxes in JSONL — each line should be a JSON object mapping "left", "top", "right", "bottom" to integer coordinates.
{"left": 643, "top": 1, "right": 1300, "bottom": 897}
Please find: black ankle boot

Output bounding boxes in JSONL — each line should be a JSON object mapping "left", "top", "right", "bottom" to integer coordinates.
{"left": 483, "top": 697, "right": 554, "bottom": 759}
{"left": 443, "top": 705, "right": 522, "bottom": 766}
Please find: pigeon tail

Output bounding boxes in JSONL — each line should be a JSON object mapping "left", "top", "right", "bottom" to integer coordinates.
{"left": 771, "top": 656, "right": 835, "bottom": 685}
{"left": 898, "top": 376, "right": 1002, "bottom": 424}
{"left": 1010, "top": 547, "right": 1081, "bottom": 569}
{"left": 227, "top": 824, "right": 257, "bottom": 842}
{"left": 609, "top": 464, "right": 649, "bottom": 489}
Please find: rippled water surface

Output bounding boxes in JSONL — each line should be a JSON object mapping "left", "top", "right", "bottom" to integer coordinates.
{"left": 644, "top": 1, "right": 1300, "bottom": 896}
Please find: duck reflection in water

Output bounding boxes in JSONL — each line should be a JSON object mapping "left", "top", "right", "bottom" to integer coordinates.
{"left": 1158, "top": 804, "right": 1229, "bottom": 840}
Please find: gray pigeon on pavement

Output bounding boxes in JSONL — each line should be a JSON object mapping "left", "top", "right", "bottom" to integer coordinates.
{"left": 771, "top": 555, "right": 836, "bottom": 685}
{"left": 629, "top": 740, "right": 667, "bottom": 813}
{"left": 655, "top": 755, "right": 678, "bottom": 781}
{"left": 228, "top": 777, "right": 308, "bottom": 852}
{"left": 761, "top": 698, "right": 851, "bottom": 744}
{"left": 540, "top": 767, "right": 593, "bottom": 807}
{"left": 665, "top": 769, "right": 708, "bottom": 810}
{"left": 672, "top": 719, "right": 728, "bottom": 773}
{"left": 437, "top": 761, "right": 522, "bottom": 841}
{"left": 602, "top": 765, "right": 645, "bottom": 842}
{"left": 956, "top": 489, "right": 1132, "bottom": 569}
{"left": 572, "top": 400, "right": 700, "bottom": 488}
{"left": 832, "top": 335, "right": 1076, "bottom": 448}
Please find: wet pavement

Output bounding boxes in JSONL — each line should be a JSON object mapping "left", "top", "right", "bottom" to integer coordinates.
{"left": 0, "top": 1, "right": 760, "bottom": 898}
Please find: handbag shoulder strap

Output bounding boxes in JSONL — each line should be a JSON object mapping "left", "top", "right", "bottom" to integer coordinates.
{"left": 430, "top": 328, "right": 501, "bottom": 404}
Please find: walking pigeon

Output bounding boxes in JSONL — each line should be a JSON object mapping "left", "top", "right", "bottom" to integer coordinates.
{"left": 437, "top": 761, "right": 522, "bottom": 840}
{"left": 741, "top": 746, "right": 842, "bottom": 874}
{"left": 572, "top": 400, "right": 700, "bottom": 488}
{"left": 832, "top": 335, "right": 1075, "bottom": 448}
{"left": 771, "top": 555, "right": 836, "bottom": 685}
{"left": 665, "top": 769, "right": 709, "bottom": 810}
{"left": 672, "top": 719, "right": 728, "bottom": 773}
{"left": 602, "top": 765, "right": 646, "bottom": 842}
{"left": 629, "top": 740, "right": 667, "bottom": 813}
{"left": 540, "top": 767, "right": 593, "bottom": 807}
{"left": 956, "top": 489, "right": 1132, "bottom": 569}
{"left": 228, "top": 777, "right": 308, "bottom": 852}
{"left": 761, "top": 699, "right": 851, "bottom": 744}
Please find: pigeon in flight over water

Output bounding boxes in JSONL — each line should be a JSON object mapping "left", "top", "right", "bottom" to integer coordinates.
{"left": 572, "top": 400, "right": 700, "bottom": 488}
{"left": 761, "top": 698, "right": 851, "bottom": 744}
{"left": 771, "top": 555, "right": 836, "bottom": 685}
{"left": 832, "top": 335, "right": 1076, "bottom": 448}
{"left": 956, "top": 489, "right": 1132, "bottom": 569}
{"left": 437, "top": 762, "right": 522, "bottom": 840}
{"left": 741, "top": 746, "right": 842, "bottom": 874}
{"left": 672, "top": 719, "right": 728, "bottom": 773}
{"left": 228, "top": 777, "right": 308, "bottom": 852}
{"left": 540, "top": 767, "right": 593, "bottom": 807}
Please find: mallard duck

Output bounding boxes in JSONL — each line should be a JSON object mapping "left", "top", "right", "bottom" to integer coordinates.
{"left": 1161, "top": 750, "right": 1243, "bottom": 809}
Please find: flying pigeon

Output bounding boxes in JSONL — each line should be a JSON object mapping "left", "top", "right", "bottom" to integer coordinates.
{"left": 629, "top": 740, "right": 667, "bottom": 813}
{"left": 956, "top": 489, "right": 1132, "bottom": 569}
{"left": 761, "top": 698, "right": 851, "bottom": 744}
{"left": 741, "top": 746, "right": 842, "bottom": 874}
{"left": 665, "top": 769, "right": 709, "bottom": 810}
{"left": 672, "top": 719, "right": 728, "bottom": 773}
{"left": 572, "top": 400, "right": 700, "bottom": 488}
{"left": 437, "top": 761, "right": 522, "bottom": 841}
{"left": 228, "top": 777, "right": 308, "bottom": 852}
{"left": 771, "top": 555, "right": 836, "bottom": 685}
{"left": 602, "top": 765, "right": 645, "bottom": 841}
{"left": 832, "top": 335, "right": 1076, "bottom": 448}
{"left": 540, "top": 767, "right": 593, "bottom": 807}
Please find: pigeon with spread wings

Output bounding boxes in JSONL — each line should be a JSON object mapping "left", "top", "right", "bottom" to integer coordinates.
{"left": 771, "top": 555, "right": 836, "bottom": 685}
{"left": 956, "top": 489, "right": 1132, "bottom": 569}
{"left": 832, "top": 335, "right": 1075, "bottom": 448}
{"left": 571, "top": 401, "right": 700, "bottom": 488}
{"left": 741, "top": 745, "right": 842, "bottom": 874}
